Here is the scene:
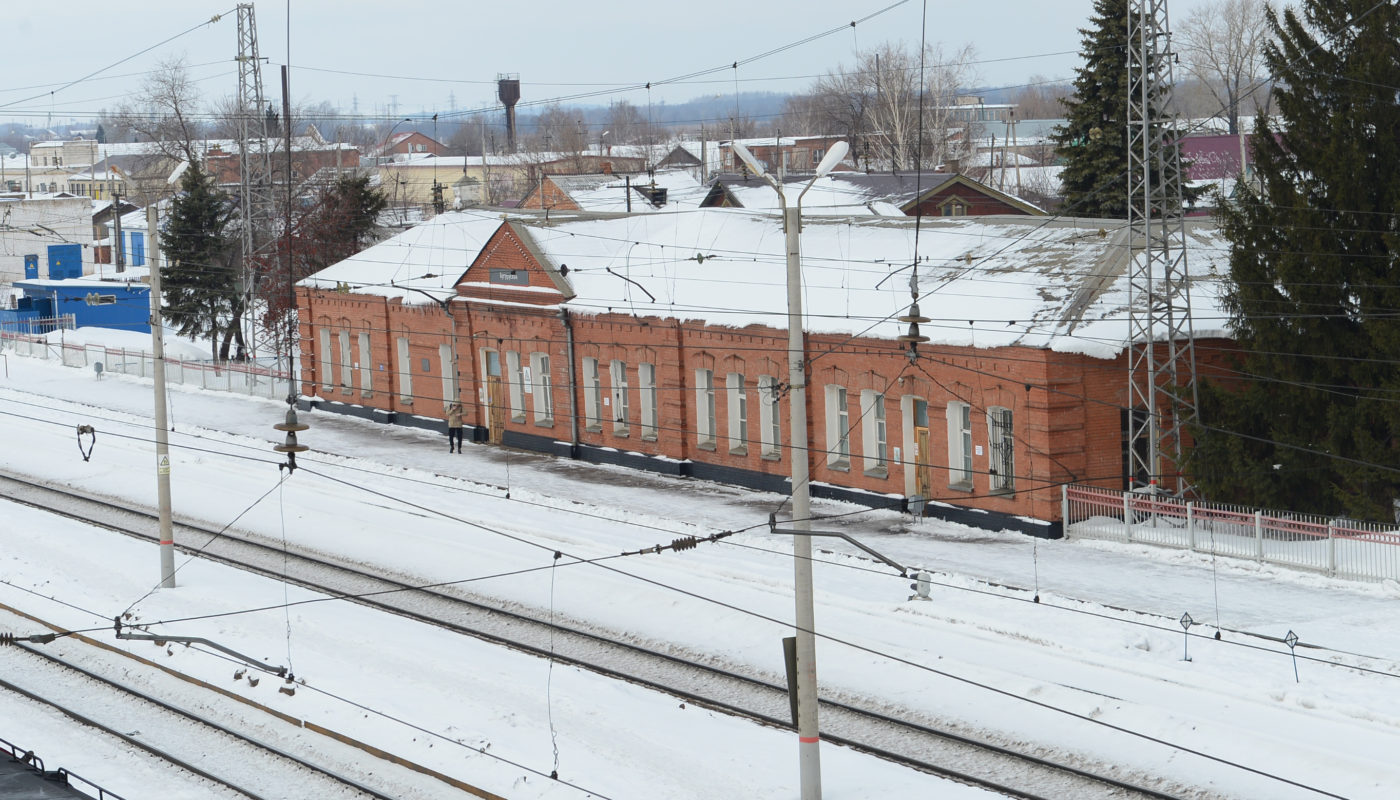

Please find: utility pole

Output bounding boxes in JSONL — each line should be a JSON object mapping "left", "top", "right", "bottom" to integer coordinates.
{"left": 148, "top": 204, "right": 176, "bottom": 588}
{"left": 732, "top": 140, "right": 849, "bottom": 800}
{"left": 1126, "top": 0, "right": 1199, "bottom": 495}
{"left": 236, "top": 3, "right": 275, "bottom": 361}
{"left": 112, "top": 193, "right": 124, "bottom": 273}
{"left": 783, "top": 194, "right": 821, "bottom": 800}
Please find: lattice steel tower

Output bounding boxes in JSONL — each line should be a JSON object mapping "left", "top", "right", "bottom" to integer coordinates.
{"left": 1126, "top": 0, "right": 1200, "bottom": 494}
{"left": 236, "top": 3, "right": 276, "bottom": 361}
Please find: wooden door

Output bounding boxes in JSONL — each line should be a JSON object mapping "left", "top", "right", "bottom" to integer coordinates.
{"left": 487, "top": 376, "right": 505, "bottom": 443}
{"left": 915, "top": 426, "right": 933, "bottom": 501}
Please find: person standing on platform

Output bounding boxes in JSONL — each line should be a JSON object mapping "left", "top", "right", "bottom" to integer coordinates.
{"left": 445, "top": 401, "right": 464, "bottom": 453}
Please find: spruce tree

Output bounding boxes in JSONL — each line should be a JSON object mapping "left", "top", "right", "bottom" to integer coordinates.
{"left": 1193, "top": 0, "right": 1400, "bottom": 518}
{"left": 160, "top": 160, "right": 240, "bottom": 361}
{"left": 1053, "top": 0, "right": 1132, "bottom": 218}
{"left": 1054, "top": 0, "right": 1202, "bottom": 218}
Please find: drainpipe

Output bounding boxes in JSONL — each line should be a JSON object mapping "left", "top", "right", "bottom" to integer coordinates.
{"left": 559, "top": 308, "right": 580, "bottom": 458}
{"left": 383, "top": 295, "right": 394, "bottom": 415}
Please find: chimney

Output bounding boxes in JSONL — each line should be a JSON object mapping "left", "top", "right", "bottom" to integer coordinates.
{"left": 946, "top": 158, "right": 961, "bottom": 174}
{"left": 601, "top": 161, "right": 612, "bottom": 175}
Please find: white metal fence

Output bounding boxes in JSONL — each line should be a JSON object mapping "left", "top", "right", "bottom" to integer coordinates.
{"left": 1064, "top": 484, "right": 1400, "bottom": 583}
{"left": 2, "top": 335, "right": 294, "bottom": 400}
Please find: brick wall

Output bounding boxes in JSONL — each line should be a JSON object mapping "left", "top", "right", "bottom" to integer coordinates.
{"left": 295, "top": 224, "right": 1221, "bottom": 524}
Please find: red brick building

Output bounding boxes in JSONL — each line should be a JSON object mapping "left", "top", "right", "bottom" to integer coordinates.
{"left": 204, "top": 138, "right": 361, "bottom": 188}
{"left": 297, "top": 210, "right": 1229, "bottom": 535}
{"left": 374, "top": 131, "right": 444, "bottom": 158}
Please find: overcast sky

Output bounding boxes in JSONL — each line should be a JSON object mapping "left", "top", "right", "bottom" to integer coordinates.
{"left": 1, "top": 0, "right": 1218, "bottom": 128}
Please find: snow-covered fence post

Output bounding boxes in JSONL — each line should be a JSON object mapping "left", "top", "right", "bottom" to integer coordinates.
{"left": 1062, "top": 484, "right": 1070, "bottom": 533}
{"left": 1327, "top": 521, "right": 1336, "bottom": 577}
{"left": 1124, "top": 491, "right": 1133, "bottom": 542}
{"left": 1254, "top": 511, "right": 1265, "bottom": 560}
{"left": 1187, "top": 501, "right": 1196, "bottom": 551}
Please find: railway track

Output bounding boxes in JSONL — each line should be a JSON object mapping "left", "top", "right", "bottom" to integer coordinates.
{"left": 0, "top": 468, "right": 1197, "bottom": 800}
{"left": 0, "top": 619, "right": 473, "bottom": 800}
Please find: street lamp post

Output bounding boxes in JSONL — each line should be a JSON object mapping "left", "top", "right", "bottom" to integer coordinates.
{"left": 731, "top": 139, "right": 848, "bottom": 800}
{"left": 379, "top": 117, "right": 413, "bottom": 164}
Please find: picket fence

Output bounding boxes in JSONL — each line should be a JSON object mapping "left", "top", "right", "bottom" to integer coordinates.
{"left": 3, "top": 335, "right": 292, "bottom": 400}
{"left": 1064, "top": 483, "right": 1400, "bottom": 583}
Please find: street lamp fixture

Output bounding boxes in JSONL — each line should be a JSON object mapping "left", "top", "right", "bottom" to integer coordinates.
{"left": 730, "top": 138, "right": 848, "bottom": 800}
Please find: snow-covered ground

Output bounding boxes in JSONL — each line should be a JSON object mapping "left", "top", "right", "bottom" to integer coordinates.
{"left": 2, "top": 332, "right": 1400, "bottom": 799}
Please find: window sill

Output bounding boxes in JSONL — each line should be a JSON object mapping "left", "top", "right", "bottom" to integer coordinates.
{"left": 761, "top": 451, "right": 781, "bottom": 462}
{"left": 613, "top": 429, "right": 630, "bottom": 439}
{"left": 585, "top": 425, "right": 603, "bottom": 434}
{"left": 698, "top": 440, "right": 717, "bottom": 452}
{"left": 728, "top": 445, "right": 748, "bottom": 457}
{"left": 512, "top": 415, "right": 527, "bottom": 424}
{"left": 947, "top": 481, "right": 973, "bottom": 493}
{"left": 360, "top": 391, "right": 373, "bottom": 399}
{"left": 864, "top": 466, "right": 888, "bottom": 479}
{"left": 534, "top": 419, "right": 554, "bottom": 428}
{"left": 989, "top": 486, "right": 1015, "bottom": 497}
{"left": 641, "top": 433, "right": 658, "bottom": 442}
{"left": 827, "top": 460, "right": 850, "bottom": 473}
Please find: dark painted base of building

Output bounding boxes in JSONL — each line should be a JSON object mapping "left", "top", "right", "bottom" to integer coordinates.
{"left": 301, "top": 398, "right": 1062, "bottom": 540}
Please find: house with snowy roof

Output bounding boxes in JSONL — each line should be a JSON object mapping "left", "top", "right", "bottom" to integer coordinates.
{"left": 701, "top": 171, "right": 1045, "bottom": 217}
{"left": 517, "top": 169, "right": 709, "bottom": 213}
{"left": 294, "top": 208, "right": 1232, "bottom": 535}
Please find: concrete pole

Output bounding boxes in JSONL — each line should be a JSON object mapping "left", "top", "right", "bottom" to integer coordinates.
{"left": 782, "top": 198, "right": 822, "bottom": 799}
{"left": 148, "top": 205, "right": 176, "bottom": 588}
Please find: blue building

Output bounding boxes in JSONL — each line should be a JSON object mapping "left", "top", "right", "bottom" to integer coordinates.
{"left": 1, "top": 243, "right": 150, "bottom": 336}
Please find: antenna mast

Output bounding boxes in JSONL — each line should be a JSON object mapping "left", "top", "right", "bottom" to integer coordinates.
{"left": 236, "top": 3, "right": 277, "bottom": 363}
{"left": 1126, "top": 0, "right": 1199, "bottom": 495}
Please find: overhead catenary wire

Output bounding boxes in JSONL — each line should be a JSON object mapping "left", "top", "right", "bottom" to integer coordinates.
{"left": 4, "top": 457, "right": 1347, "bottom": 799}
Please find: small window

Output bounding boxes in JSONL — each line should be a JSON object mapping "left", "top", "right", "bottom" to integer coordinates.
{"left": 438, "top": 344, "right": 454, "bottom": 405}
{"left": 638, "top": 363, "right": 659, "bottom": 440}
{"left": 941, "top": 197, "right": 969, "bottom": 217}
{"left": 421, "top": 357, "right": 431, "bottom": 372}
{"left": 507, "top": 351, "right": 526, "bottom": 423}
{"left": 824, "top": 384, "right": 850, "bottom": 468}
{"left": 397, "top": 337, "right": 414, "bottom": 404}
{"left": 695, "top": 368, "right": 716, "bottom": 448}
{"left": 757, "top": 375, "right": 780, "bottom": 459}
{"left": 610, "top": 360, "right": 630, "bottom": 435}
{"left": 531, "top": 352, "right": 554, "bottom": 424}
{"left": 726, "top": 372, "right": 747, "bottom": 455}
{"left": 947, "top": 401, "right": 973, "bottom": 488}
{"left": 338, "top": 331, "right": 352, "bottom": 391}
{"left": 358, "top": 333, "right": 372, "bottom": 395}
{"left": 861, "top": 390, "right": 887, "bottom": 476}
{"left": 318, "top": 328, "right": 333, "bottom": 392}
{"left": 583, "top": 357, "right": 602, "bottom": 431}
{"left": 988, "top": 406, "right": 1014, "bottom": 493}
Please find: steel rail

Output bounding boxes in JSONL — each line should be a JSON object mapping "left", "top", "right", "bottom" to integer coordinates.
{"left": 0, "top": 469, "right": 1187, "bottom": 800}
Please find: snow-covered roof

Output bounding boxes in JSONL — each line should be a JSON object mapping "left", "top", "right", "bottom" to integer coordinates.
{"left": 542, "top": 170, "right": 711, "bottom": 213}
{"left": 516, "top": 212, "right": 1227, "bottom": 357}
{"left": 304, "top": 208, "right": 1231, "bottom": 358}
{"left": 17, "top": 273, "right": 149, "bottom": 289}
{"left": 298, "top": 209, "right": 507, "bottom": 303}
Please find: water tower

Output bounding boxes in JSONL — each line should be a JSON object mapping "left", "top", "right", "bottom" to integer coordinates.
{"left": 497, "top": 74, "right": 520, "bottom": 154}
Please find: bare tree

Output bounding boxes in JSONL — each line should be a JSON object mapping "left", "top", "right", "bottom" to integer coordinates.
{"left": 530, "top": 103, "right": 590, "bottom": 158}
{"left": 1010, "top": 76, "right": 1072, "bottom": 119}
{"left": 797, "top": 41, "right": 977, "bottom": 172}
{"left": 113, "top": 56, "right": 205, "bottom": 164}
{"left": 605, "top": 100, "right": 645, "bottom": 145}
{"left": 1176, "top": 0, "right": 1272, "bottom": 134}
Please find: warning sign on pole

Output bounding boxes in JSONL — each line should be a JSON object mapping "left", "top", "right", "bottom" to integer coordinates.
{"left": 158, "top": 455, "right": 171, "bottom": 475}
